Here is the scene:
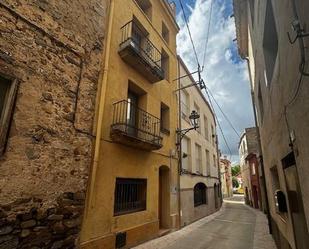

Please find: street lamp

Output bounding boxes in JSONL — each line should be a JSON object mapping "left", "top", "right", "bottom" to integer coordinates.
{"left": 176, "top": 110, "right": 200, "bottom": 144}
{"left": 189, "top": 110, "right": 200, "bottom": 128}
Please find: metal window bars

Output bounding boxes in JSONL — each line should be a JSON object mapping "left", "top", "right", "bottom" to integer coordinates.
{"left": 111, "top": 100, "right": 163, "bottom": 147}
{"left": 120, "top": 20, "right": 163, "bottom": 73}
{"left": 114, "top": 178, "right": 147, "bottom": 216}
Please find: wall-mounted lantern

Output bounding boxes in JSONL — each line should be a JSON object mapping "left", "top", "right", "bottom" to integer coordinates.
{"left": 176, "top": 110, "right": 200, "bottom": 144}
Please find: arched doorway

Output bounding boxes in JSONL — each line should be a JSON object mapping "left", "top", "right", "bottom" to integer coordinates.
{"left": 159, "top": 166, "right": 170, "bottom": 229}
{"left": 194, "top": 183, "right": 207, "bottom": 207}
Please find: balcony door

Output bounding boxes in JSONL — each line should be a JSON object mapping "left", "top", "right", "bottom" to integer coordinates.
{"left": 127, "top": 91, "right": 138, "bottom": 136}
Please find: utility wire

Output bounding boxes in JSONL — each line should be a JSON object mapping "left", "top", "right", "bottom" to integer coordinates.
{"left": 178, "top": 0, "right": 200, "bottom": 67}
{"left": 204, "top": 87, "right": 233, "bottom": 161}
{"left": 202, "top": 0, "right": 214, "bottom": 70}
{"left": 206, "top": 86, "right": 241, "bottom": 138}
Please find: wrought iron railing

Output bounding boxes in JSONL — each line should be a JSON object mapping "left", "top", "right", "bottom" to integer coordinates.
{"left": 120, "top": 20, "right": 163, "bottom": 72}
{"left": 111, "top": 100, "right": 162, "bottom": 147}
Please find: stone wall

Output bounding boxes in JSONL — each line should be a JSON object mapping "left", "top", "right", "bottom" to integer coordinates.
{"left": 0, "top": 0, "right": 107, "bottom": 247}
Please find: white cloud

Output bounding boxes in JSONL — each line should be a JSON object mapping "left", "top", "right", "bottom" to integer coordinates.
{"left": 177, "top": 0, "right": 254, "bottom": 162}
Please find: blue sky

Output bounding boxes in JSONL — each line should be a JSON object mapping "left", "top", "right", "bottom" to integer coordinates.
{"left": 174, "top": 0, "right": 254, "bottom": 164}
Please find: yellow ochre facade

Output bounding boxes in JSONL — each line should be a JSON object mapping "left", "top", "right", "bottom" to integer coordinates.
{"left": 80, "top": 0, "right": 180, "bottom": 248}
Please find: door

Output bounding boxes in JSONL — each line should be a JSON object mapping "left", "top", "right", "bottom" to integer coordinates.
{"left": 252, "top": 186, "right": 259, "bottom": 209}
{"left": 284, "top": 162, "right": 309, "bottom": 249}
{"left": 127, "top": 91, "right": 138, "bottom": 136}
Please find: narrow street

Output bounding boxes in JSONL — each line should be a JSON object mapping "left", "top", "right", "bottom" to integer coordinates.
{"left": 134, "top": 195, "right": 276, "bottom": 249}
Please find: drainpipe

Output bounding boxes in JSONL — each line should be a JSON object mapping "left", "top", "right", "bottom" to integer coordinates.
{"left": 176, "top": 57, "right": 182, "bottom": 228}
{"left": 244, "top": 58, "right": 272, "bottom": 234}
{"left": 216, "top": 136, "right": 223, "bottom": 206}
{"left": 85, "top": 0, "right": 115, "bottom": 214}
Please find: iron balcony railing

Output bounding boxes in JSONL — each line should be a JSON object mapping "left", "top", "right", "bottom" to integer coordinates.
{"left": 111, "top": 100, "right": 163, "bottom": 149}
{"left": 120, "top": 20, "right": 164, "bottom": 75}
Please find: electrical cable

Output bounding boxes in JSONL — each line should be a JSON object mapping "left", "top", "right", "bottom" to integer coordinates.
{"left": 202, "top": 0, "right": 214, "bottom": 70}
{"left": 178, "top": 0, "right": 200, "bottom": 67}
{"left": 206, "top": 86, "right": 241, "bottom": 138}
{"left": 204, "top": 87, "right": 233, "bottom": 161}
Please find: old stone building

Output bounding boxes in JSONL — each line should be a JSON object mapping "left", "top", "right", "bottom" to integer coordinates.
{"left": 220, "top": 157, "right": 233, "bottom": 198}
{"left": 234, "top": 0, "right": 309, "bottom": 248}
{"left": 178, "top": 57, "right": 221, "bottom": 227}
{"left": 0, "top": 0, "right": 107, "bottom": 248}
{"left": 239, "top": 127, "right": 261, "bottom": 209}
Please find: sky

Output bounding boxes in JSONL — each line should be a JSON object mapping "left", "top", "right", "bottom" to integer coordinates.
{"left": 174, "top": 0, "right": 254, "bottom": 165}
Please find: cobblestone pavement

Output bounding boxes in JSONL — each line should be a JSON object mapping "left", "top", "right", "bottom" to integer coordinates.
{"left": 133, "top": 195, "right": 277, "bottom": 249}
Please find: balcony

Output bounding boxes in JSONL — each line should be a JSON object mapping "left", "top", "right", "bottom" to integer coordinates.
{"left": 119, "top": 20, "right": 164, "bottom": 83}
{"left": 110, "top": 100, "right": 163, "bottom": 151}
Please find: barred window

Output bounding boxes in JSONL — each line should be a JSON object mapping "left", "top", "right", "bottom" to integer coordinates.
{"left": 114, "top": 178, "right": 147, "bottom": 216}
{"left": 194, "top": 183, "right": 207, "bottom": 207}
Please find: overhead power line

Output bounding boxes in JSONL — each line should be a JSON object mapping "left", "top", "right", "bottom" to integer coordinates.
{"left": 204, "top": 87, "right": 233, "bottom": 161}
{"left": 178, "top": 0, "right": 200, "bottom": 67}
{"left": 206, "top": 86, "right": 241, "bottom": 138}
{"left": 202, "top": 0, "right": 214, "bottom": 70}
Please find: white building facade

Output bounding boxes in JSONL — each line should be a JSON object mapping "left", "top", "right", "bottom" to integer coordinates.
{"left": 178, "top": 57, "right": 221, "bottom": 227}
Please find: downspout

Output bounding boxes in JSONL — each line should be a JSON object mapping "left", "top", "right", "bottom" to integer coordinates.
{"left": 85, "top": 0, "right": 115, "bottom": 214}
{"left": 216, "top": 135, "right": 222, "bottom": 206}
{"left": 177, "top": 57, "right": 182, "bottom": 228}
{"left": 244, "top": 57, "right": 272, "bottom": 234}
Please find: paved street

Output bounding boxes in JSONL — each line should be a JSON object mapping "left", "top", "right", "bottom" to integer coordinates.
{"left": 134, "top": 195, "right": 276, "bottom": 249}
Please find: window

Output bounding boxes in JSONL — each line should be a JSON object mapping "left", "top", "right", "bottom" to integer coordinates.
{"left": 270, "top": 166, "right": 285, "bottom": 214}
{"left": 263, "top": 0, "right": 278, "bottom": 86}
{"left": 180, "top": 89, "right": 190, "bottom": 119}
{"left": 135, "top": 0, "right": 152, "bottom": 20}
{"left": 204, "top": 116, "right": 209, "bottom": 140}
{"left": 0, "top": 75, "right": 18, "bottom": 155}
{"left": 195, "top": 143, "right": 202, "bottom": 174}
{"left": 258, "top": 83, "right": 264, "bottom": 124}
{"left": 206, "top": 150, "right": 210, "bottom": 176}
{"left": 213, "top": 154, "right": 217, "bottom": 168}
{"left": 251, "top": 162, "right": 256, "bottom": 175}
{"left": 162, "top": 22, "right": 169, "bottom": 44}
{"left": 127, "top": 90, "right": 139, "bottom": 136}
{"left": 182, "top": 136, "right": 191, "bottom": 171}
{"left": 194, "top": 103, "right": 201, "bottom": 133}
{"left": 160, "top": 102, "right": 170, "bottom": 134}
{"left": 211, "top": 125, "right": 215, "bottom": 146}
{"left": 161, "top": 49, "right": 169, "bottom": 81}
{"left": 194, "top": 183, "right": 207, "bottom": 206}
{"left": 114, "top": 178, "right": 147, "bottom": 216}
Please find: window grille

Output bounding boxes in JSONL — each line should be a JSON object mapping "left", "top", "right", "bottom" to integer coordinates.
{"left": 114, "top": 178, "right": 147, "bottom": 216}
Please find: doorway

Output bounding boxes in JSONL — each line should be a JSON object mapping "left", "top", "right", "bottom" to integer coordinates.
{"left": 252, "top": 186, "right": 259, "bottom": 209}
{"left": 159, "top": 166, "right": 170, "bottom": 229}
{"left": 127, "top": 91, "right": 139, "bottom": 136}
{"left": 282, "top": 152, "right": 309, "bottom": 249}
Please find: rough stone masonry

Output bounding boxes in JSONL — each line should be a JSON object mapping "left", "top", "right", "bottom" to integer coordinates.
{"left": 0, "top": 0, "right": 107, "bottom": 248}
